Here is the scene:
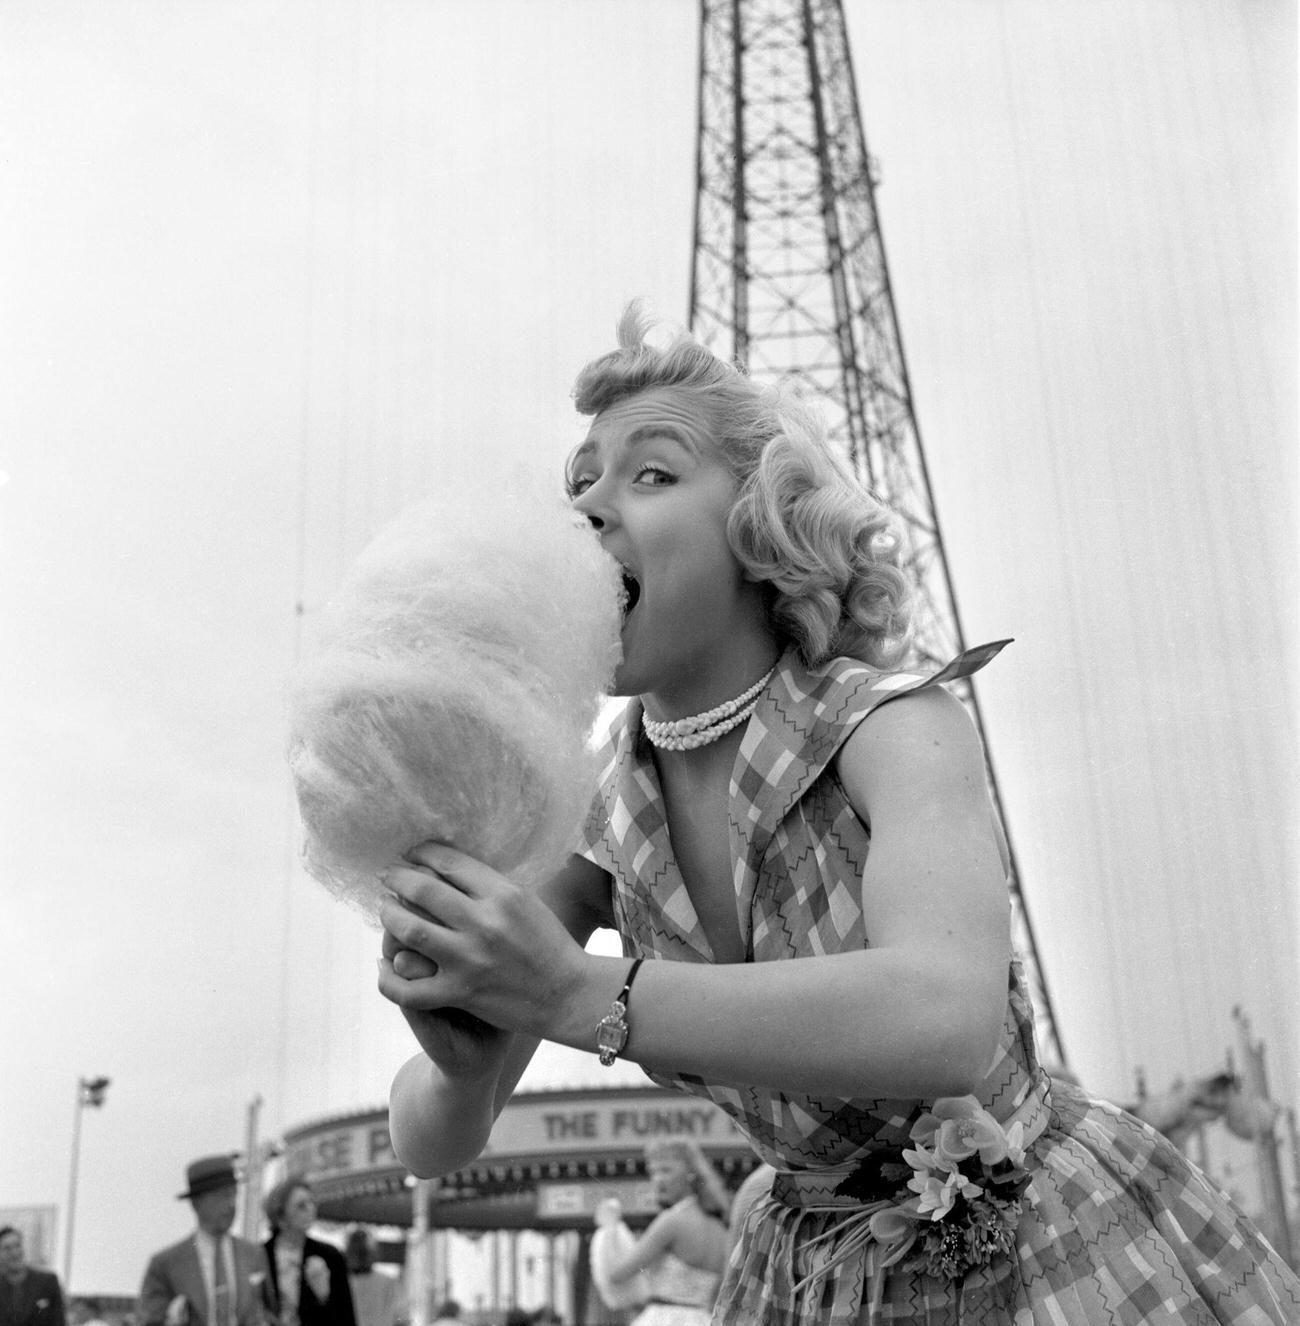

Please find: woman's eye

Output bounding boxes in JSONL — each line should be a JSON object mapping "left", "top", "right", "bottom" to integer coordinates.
{"left": 567, "top": 475, "right": 595, "bottom": 496}
{"left": 637, "top": 465, "right": 675, "bottom": 485}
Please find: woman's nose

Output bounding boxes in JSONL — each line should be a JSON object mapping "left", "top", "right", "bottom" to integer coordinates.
{"left": 572, "top": 484, "right": 612, "bottom": 531}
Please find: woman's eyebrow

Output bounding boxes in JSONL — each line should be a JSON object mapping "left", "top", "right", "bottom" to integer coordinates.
{"left": 626, "top": 423, "right": 699, "bottom": 455}
{"left": 571, "top": 423, "right": 699, "bottom": 467}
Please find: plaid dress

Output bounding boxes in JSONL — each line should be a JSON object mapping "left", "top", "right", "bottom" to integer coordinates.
{"left": 579, "top": 645, "right": 1300, "bottom": 1324}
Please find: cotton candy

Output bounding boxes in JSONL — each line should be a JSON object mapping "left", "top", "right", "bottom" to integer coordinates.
{"left": 287, "top": 470, "right": 623, "bottom": 923}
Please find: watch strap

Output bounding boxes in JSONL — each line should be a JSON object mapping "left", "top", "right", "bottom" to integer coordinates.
{"left": 596, "top": 957, "right": 644, "bottom": 1066}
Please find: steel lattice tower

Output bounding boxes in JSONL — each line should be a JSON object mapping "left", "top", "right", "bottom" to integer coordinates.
{"left": 688, "top": 0, "right": 1066, "bottom": 1065}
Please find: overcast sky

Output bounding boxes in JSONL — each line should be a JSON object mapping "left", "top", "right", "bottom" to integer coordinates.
{"left": 1, "top": 0, "right": 1295, "bottom": 1298}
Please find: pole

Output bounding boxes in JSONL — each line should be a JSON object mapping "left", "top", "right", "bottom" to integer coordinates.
{"left": 508, "top": 1230, "right": 519, "bottom": 1313}
{"left": 1233, "top": 1007, "right": 1293, "bottom": 1266}
{"left": 242, "top": 1096, "right": 264, "bottom": 1241}
{"left": 572, "top": 1229, "right": 592, "bottom": 1326}
{"left": 407, "top": 1179, "right": 431, "bottom": 1326}
{"left": 490, "top": 1231, "right": 500, "bottom": 1319}
{"left": 432, "top": 1229, "right": 448, "bottom": 1309}
{"left": 546, "top": 1232, "right": 556, "bottom": 1317}
{"left": 62, "top": 1080, "right": 84, "bottom": 1289}
{"left": 1286, "top": 1107, "right": 1300, "bottom": 1262}
{"left": 1192, "top": 1123, "right": 1209, "bottom": 1176}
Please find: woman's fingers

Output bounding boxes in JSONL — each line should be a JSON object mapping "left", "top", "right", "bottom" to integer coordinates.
{"left": 379, "top": 892, "right": 450, "bottom": 959}
{"left": 382, "top": 847, "right": 518, "bottom": 956}
{"left": 393, "top": 949, "right": 438, "bottom": 980}
{"left": 384, "top": 861, "right": 478, "bottom": 935}
{"left": 376, "top": 952, "right": 442, "bottom": 1008}
{"left": 403, "top": 842, "right": 503, "bottom": 896}
{"left": 382, "top": 848, "right": 520, "bottom": 963}
{"left": 375, "top": 843, "right": 582, "bottom": 1041}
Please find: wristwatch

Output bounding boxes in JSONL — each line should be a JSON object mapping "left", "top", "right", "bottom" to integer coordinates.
{"left": 596, "top": 957, "right": 644, "bottom": 1067}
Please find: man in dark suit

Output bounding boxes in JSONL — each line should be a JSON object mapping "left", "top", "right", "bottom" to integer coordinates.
{"left": 0, "top": 1227, "right": 66, "bottom": 1326}
{"left": 138, "top": 1156, "right": 267, "bottom": 1326}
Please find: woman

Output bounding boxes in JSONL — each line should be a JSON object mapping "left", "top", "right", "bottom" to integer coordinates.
{"left": 375, "top": 305, "right": 1299, "bottom": 1322}
{"left": 262, "top": 1179, "right": 356, "bottom": 1326}
{"left": 590, "top": 1139, "right": 730, "bottom": 1324}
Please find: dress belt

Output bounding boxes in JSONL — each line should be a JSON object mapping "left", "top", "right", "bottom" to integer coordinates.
{"left": 759, "top": 1087, "right": 1055, "bottom": 1322}
{"left": 770, "top": 1085, "right": 1052, "bottom": 1209}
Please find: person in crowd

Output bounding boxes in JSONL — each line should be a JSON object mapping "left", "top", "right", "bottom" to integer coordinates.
{"left": 138, "top": 1156, "right": 266, "bottom": 1326}
{"left": 341, "top": 1232, "right": 400, "bottom": 1326}
{"left": 375, "top": 303, "right": 1300, "bottom": 1322}
{"left": 590, "top": 1138, "right": 729, "bottom": 1324}
{"left": 261, "top": 1181, "right": 354, "bottom": 1326}
{"left": 0, "top": 1227, "right": 66, "bottom": 1326}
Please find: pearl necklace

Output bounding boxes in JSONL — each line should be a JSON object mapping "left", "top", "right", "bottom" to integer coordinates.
{"left": 642, "top": 668, "right": 775, "bottom": 752}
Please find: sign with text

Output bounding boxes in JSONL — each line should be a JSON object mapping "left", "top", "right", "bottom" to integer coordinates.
{"left": 282, "top": 1089, "right": 751, "bottom": 1185}
{"left": 284, "top": 1118, "right": 398, "bottom": 1181}
{"left": 481, "top": 1089, "right": 747, "bottom": 1160}
{"left": 536, "top": 1180, "right": 658, "bottom": 1220}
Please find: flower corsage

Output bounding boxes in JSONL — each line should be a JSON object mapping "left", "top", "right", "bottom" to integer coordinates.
{"left": 833, "top": 1096, "right": 1032, "bottom": 1282}
{"left": 304, "top": 1255, "right": 331, "bottom": 1302}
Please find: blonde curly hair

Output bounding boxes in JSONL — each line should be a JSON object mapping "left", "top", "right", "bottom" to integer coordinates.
{"left": 571, "top": 302, "right": 913, "bottom": 669}
{"left": 643, "top": 1137, "right": 732, "bottom": 1221}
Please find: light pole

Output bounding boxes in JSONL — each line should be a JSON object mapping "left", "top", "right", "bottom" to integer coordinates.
{"left": 241, "top": 1096, "right": 263, "bottom": 1241}
{"left": 63, "top": 1075, "right": 110, "bottom": 1290}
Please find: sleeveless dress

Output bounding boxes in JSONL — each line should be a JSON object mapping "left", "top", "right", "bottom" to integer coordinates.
{"left": 578, "top": 645, "right": 1300, "bottom": 1325}
{"left": 636, "top": 1248, "right": 722, "bottom": 1326}
{"left": 590, "top": 1198, "right": 722, "bottom": 1325}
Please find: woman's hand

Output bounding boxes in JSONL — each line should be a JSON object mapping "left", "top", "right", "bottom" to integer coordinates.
{"left": 377, "top": 843, "right": 591, "bottom": 1047}
{"left": 381, "top": 851, "right": 611, "bottom": 1180}
{"left": 379, "top": 925, "right": 510, "bottom": 1082}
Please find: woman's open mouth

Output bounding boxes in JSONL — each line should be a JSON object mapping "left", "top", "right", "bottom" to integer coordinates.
{"left": 621, "top": 568, "right": 641, "bottom": 618}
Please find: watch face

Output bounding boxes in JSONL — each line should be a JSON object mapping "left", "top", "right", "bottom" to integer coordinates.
{"left": 597, "top": 1015, "right": 627, "bottom": 1055}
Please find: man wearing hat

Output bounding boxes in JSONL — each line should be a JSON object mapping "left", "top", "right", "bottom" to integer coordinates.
{"left": 138, "top": 1157, "right": 267, "bottom": 1326}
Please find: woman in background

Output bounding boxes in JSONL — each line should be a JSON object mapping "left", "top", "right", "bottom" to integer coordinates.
{"left": 590, "top": 1138, "right": 730, "bottom": 1324}
{"left": 262, "top": 1180, "right": 356, "bottom": 1326}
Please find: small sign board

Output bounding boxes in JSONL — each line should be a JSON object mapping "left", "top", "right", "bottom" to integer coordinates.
{"left": 535, "top": 1180, "right": 658, "bottom": 1220}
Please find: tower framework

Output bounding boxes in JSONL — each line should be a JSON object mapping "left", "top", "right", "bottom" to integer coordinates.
{"left": 688, "top": 0, "right": 1065, "bottom": 1065}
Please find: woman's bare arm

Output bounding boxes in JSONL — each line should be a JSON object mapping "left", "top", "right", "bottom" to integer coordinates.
{"left": 598, "top": 1202, "right": 728, "bottom": 1282}
{"left": 382, "top": 852, "right": 613, "bottom": 1177}
{"left": 382, "top": 687, "right": 1009, "bottom": 1102}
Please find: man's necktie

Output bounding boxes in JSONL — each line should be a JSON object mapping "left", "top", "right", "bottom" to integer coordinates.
{"left": 212, "top": 1239, "right": 232, "bottom": 1326}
